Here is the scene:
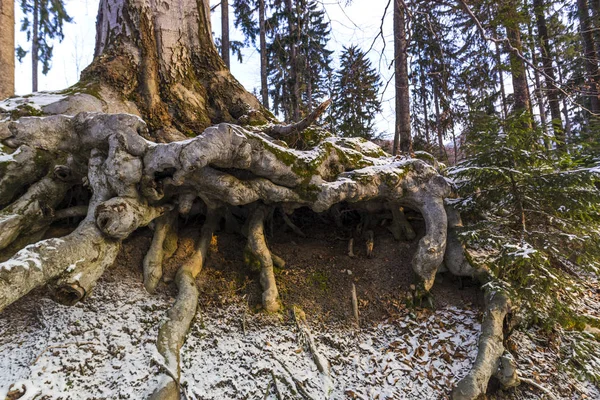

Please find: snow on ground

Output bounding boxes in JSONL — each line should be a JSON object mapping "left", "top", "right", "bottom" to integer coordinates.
{"left": 0, "top": 268, "right": 482, "bottom": 399}
{"left": 0, "top": 92, "right": 67, "bottom": 112}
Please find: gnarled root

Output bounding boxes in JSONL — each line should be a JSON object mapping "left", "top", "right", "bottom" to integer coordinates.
{"left": 452, "top": 270, "right": 515, "bottom": 400}
{"left": 245, "top": 205, "right": 280, "bottom": 313}
{"left": 411, "top": 197, "right": 448, "bottom": 293}
{"left": 0, "top": 169, "right": 79, "bottom": 251}
{"left": 0, "top": 152, "right": 111, "bottom": 311}
{"left": 443, "top": 204, "right": 476, "bottom": 277}
{"left": 150, "top": 209, "right": 220, "bottom": 400}
{"left": 144, "top": 210, "right": 179, "bottom": 293}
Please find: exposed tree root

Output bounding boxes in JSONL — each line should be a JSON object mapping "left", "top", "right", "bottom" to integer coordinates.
{"left": 144, "top": 210, "right": 179, "bottom": 293}
{"left": 0, "top": 112, "right": 493, "bottom": 398}
{"left": 150, "top": 209, "right": 220, "bottom": 400}
{"left": 443, "top": 204, "right": 476, "bottom": 277}
{"left": 452, "top": 269, "right": 515, "bottom": 400}
{"left": 245, "top": 205, "right": 280, "bottom": 312}
{"left": 387, "top": 205, "right": 416, "bottom": 241}
{"left": 292, "top": 306, "right": 331, "bottom": 378}
{"left": 281, "top": 210, "right": 306, "bottom": 238}
{"left": 265, "top": 99, "right": 332, "bottom": 137}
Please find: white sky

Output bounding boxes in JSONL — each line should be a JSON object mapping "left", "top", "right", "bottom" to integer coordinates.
{"left": 13, "top": 0, "right": 398, "bottom": 137}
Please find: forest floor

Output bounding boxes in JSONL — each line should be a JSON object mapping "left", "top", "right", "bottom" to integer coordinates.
{"left": 0, "top": 212, "right": 598, "bottom": 399}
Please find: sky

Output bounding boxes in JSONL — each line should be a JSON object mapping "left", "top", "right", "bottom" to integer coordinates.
{"left": 13, "top": 0, "right": 398, "bottom": 138}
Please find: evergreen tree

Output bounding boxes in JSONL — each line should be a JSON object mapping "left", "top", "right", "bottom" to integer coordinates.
{"left": 449, "top": 113, "right": 600, "bottom": 328}
{"left": 16, "top": 0, "right": 72, "bottom": 92}
{"left": 331, "top": 45, "right": 382, "bottom": 139}
{"left": 266, "top": 0, "right": 332, "bottom": 121}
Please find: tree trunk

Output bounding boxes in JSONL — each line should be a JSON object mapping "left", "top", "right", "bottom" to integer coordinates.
{"left": 285, "top": 0, "right": 300, "bottom": 121}
{"left": 259, "top": 0, "right": 269, "bottom": 108}
{"left": 221, "top": 0, "right": 230, "bottom": 68}
{"left": 504, "top": 12, "right": 532, "bottom": 127}
{"left": 557, "top": 62, "right": 572, "bottom": 143}
{"left": 527, "top": 21, "right": 550, "bottom": 147}
{"left": 593, "top": 0, "right": 600, "bottom": 63}
{"left": 419, "top": 67, "right": 430, "bottom": 146}
{"left": 32, "top": 0, "right": 39, "bottom": 92}
{"left": 533, "top": 0, "right": 564, "bottom": 148}
{"left": 88, "top": 0, "right": 270, "bottom": 142}
{"left": 433, "top": 84, "right": 446, "bottom": 161}
{"left": 0, "top": 0, "right": 14, "bottom": 99}
{"left": 393, "top": 0, "right": 412, "bottom": 155}
{"left": 495, "top": 40, "right": 508, "bottom": 119}
{"left": 577, "top": 0, "right": 600, "bottom": 114}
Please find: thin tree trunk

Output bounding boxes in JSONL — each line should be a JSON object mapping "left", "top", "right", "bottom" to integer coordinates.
{"left": 0, "top": 0, "right": 14, "bottom": 99}
{"left": 592, "top": 0, "right": 600, "bottom": 69}
{"left": 557, "top": 62, "right": 572, "bottom": 144}
{"left": 433, "top": 85, "right": 445, "bottom": 161}
{"left": 285, "top": 0, "right": 300, "bottom": 121}
{"left": 504, "top": 11, "right": 532, "bottom": 127}
{"left": 420, "top": 67, "right": 430, "bottom": 146}
{"left": 393, "top": 0, "right": 412, "bottom": 155}
{"left": 527, "top": 22, "right": 550, "bottom": 148}
{"left": 32, "top": 0, "right": 39, "bottom": 92}
{"left": 534, "top": 0, "right": 564, "bottom": 148}
{"left": 577, "top": 0, "right": 600, "bottom": 114}
{"left": 259, "top": 0, "right": 269, "bottom": 108}
{"left": 495, "top": 40, "right": 508, "bottom": 119}
{"left": 221, "top": 0, "right": 230, "bottom": 68}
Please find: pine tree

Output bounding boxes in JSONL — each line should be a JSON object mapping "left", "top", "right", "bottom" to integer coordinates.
{"left": 449, "top": 112, "right": 600, "bottom": 328}
{"left": 266, "top": 0, "right": 332, "bottom": 121}
{"left": 331, "top": 45, "right": 382, "bottom": 139}
{"left": 16, "top": 0, "right": 72, "bottom": 92}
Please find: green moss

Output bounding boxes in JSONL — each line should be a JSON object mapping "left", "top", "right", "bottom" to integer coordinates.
{"left": 309, "top": 270, "right": 329, "bottom": 292}
{"left": 10, "top": 104, "right": 45, "bottom": 119}
{"left": 57, "top": 81, "right": 104, "bottom": 100}
{"left": 262, "top": 140, "right": 297, "bottom": 167}
{"left": 295, "top": 181, "right": 320, "bottom": 202}
{"left": 243, "top": 247, "right": 262, "bottom": 272}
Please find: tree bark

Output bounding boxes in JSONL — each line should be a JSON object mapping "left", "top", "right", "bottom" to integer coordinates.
{"left": 505, "top": 17, "right": 532, "bottom": 126}
{"left": 284, "top": 0, "right": 300, "bottom": 121}
{"left": 32, "top": 0, "right": 39, "bottom": 92}
{"left": 259, "top": 0, "right": 269, "bottom": 108}
{"left": 86, "top": 0, "right": 271, "bottom": 142}
{"left": 533, "top": 0, "right": 564, "bottom": 148}
{"left": 221, "top": 0, "right": 230, "bottom": 68}
{"left": 420, "top": 67, "right": 430, "bottom": 146}
{"left": 0, "top": 0, "right": 14, "bottom": 99}
{"left": 433, "top": 84, "right": 445, "bottom": 161}
{"left": 495, "top": 40, "right": 508, "bottom": 119}
{"left": 393, "top": 0, "right": 412, "bottom": 155}
{"left": 577, "top": 0, "right": 600, "bottom": 114}
{"left": 527, "top": 21, "right": 550, "bottom": 147}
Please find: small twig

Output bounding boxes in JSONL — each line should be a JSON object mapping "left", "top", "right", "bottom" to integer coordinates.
{"left": 262, "top": 379, "right": 272, "bottom": 400}
{"left": 32, "top": 341, "right": 98, "bottom": 365}
{"left": 271, "top": 370, "right": 283, "bottom": 400}
{"left": 518, "top": 376, "right": 559, "bottom": 400}
{"left": 265, "top": 99, "right": 332, "bottom": 137}
{"left": 273, "top": 357, "right": 318, "bottom": 400}
{"left": 351, "top": 283, "right": 360, "bottom": 328}
{"left": 281, "top": 211, "right": 306, "bottom": 238}
{"left": 347, "top": 238, "right": 355, "bottom": 258}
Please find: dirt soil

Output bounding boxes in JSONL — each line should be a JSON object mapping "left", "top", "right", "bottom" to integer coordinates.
{"left": 170, "top": 208, "right": 483, "bottom": 326}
